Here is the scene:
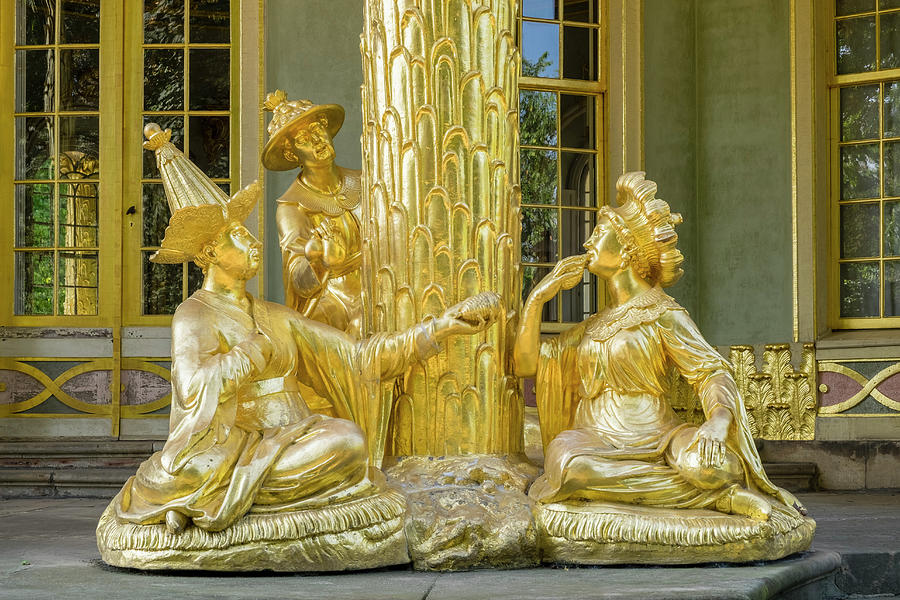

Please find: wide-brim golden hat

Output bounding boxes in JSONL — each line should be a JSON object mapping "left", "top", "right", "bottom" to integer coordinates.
{"left": 261, "top": 90, "right": 344, "bottom": 172}
{"left": 143, "top": 123, "right": 261, "bottom": 263}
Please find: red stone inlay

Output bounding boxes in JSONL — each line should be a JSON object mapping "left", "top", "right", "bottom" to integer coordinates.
{"left": 876, "top": 372, "right": 900, "bottom": 402}
{"left": 818, "top": 371, "right": 863, "bottom": 407}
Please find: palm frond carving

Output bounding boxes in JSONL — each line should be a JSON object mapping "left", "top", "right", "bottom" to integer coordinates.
{"left": 361, "top": 0, "right": 522, "bottom": 456}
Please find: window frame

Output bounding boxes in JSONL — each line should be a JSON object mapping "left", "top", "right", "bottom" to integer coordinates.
{"left": 517, "top": 1, "right": 608, "bottom": 333}
{"left": 827, "top": 1, "right": 900, "bottom": 330}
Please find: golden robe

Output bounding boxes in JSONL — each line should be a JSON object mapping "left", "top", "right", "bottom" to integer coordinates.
{"left": 116, "top": 289, "right": 435, "bottom": 531}
{"left": 276, "top": 168, "right": 363, "bottom": 338}
{"left": 530, "top": 286, "right": 783, "bottom": 508}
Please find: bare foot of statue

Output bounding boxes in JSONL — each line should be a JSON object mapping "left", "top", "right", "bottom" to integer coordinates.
{"left": 717, "top": 486, "right": 772, "bottom": 521}
{"left": 165, "top": 510, "right": 189, "bottom": 534}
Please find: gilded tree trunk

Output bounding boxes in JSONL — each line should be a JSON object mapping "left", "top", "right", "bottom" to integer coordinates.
{"left": 360, "top": 0, "right": 522, "bottom": 456}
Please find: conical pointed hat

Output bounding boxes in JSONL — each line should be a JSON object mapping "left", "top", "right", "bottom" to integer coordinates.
{"left": 143, "top": 123, "right": 260, "bottom": 263}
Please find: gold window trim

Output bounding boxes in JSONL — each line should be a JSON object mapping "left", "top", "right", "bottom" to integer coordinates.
{"left": 827, "top": 2, "right": 900, "bottom": 330}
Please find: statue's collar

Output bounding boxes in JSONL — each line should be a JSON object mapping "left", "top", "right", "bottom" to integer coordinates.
{"left": 587, "top": 286, "right": 680, "bottom": 342}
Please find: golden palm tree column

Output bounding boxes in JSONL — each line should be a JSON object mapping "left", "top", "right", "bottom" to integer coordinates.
{"left": 360, "top": 0, "right": 523, "bottom": 459}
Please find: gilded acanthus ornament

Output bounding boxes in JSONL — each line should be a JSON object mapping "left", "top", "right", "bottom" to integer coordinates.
{"left": 96, "top": 123, "right": 499, "bottom": 571}
{"left": 516, "top": 172, "right": 816, "bottom": 564}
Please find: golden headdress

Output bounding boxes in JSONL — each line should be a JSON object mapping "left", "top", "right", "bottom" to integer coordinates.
{"left": 143, "top": 123, "right": 260, "bottom": 263}
{"left": 261, "top": 90, "right": 344, "bottom": 171}
{"left": 601, "top": 171, "right": 684, "bottom": 288}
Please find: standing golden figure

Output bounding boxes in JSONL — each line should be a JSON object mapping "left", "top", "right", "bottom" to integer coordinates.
{"left": 514, "top": 172, "right": 815, "bottom": 564}
{"left": 262, "top": 91, "right": 364, "bottom": 338}
{"left": 96, "top": 123, "right": 499, "bottom": 571}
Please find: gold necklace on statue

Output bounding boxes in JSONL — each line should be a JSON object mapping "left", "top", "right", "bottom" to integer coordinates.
{"left": 296, "top": 172, "right": 359, "bottom": 216}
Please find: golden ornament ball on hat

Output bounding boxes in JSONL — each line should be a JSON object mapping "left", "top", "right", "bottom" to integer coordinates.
{"left": 261, "top": 89, "right": 345, "bottom": 172}
{"left": 143, "top": 122, "right": 260, "bottom": 264}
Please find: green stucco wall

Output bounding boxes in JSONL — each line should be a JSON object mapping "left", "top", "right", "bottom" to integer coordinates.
{"left": 644, "top": 0, "right": 794, "bottom": 346}
{"left": 264, "top": 0, "right": 364, "bottom": 303}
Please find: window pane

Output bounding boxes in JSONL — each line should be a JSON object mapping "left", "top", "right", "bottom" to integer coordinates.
{"left": 522, "top": 21, "right": 559, "bottom": 78}
{"left": 840, "top": 202, "right": 880, "bottom": 258}
{"left": 58, "top": 251, "right": 98, "bottom": 315}
{"left": 560, "top": 208, "right": 596, "bottom": 257}
{"left": 560, "top": 94, "right": 594, "bottom": 149}
{"left": 143, "top": 115, "right": 184, "bottom": 177}
{"left": 521, "top": 265, "right": 557, "bottom": 322}
{"left": 143, "top": 253, "right": 183, "bottom": 315}
{"left": 144, "top": 49, "right": 185, "bottom": 111}
{"left": 521, "top": 148, "right": 558, "bottom": 204}
{"left": 885, "top": 200, "right": 900, "bottom": 256}
{"left": 188, "top": 115, "right": 229, "bottom": 178}
{"left": 61, "top": 0, "right": 100, "bottom": 44}
{"left": 522, "top": 207, "right": 558, "bottom": 263}
{"left": 60, "top": 49, "right": 100, "bottom": 111}
{"left": 142, "top": 183, "right": 170, "bottom": 247}
{"left": 840, "top": 261, "right": 880, "bottom": 317}
{"left": 881, "top": 0, "right": 900, "bottom": 7}
{"left": 885, "top": 260, "right": 900, "bottom": 316}
{"left": 884, "top": 81, "right": 900, "bottom": 138}
{"left": 17, "top": 0, "right": 55, "bottom": 45}
{"left": 840, "top": 85, "right": 879, "bottom": 141}
{"left": 561, "top": 152, "right": 595, "bottom": 207}
{"left": 59, "top": 116, "right": 99, "bottom": 164}
{"left": 880, "top": 11, "right": 900, "bottom": 70}
{"left": 15, "top": 50, "right": 54, "bottom": 113}
{"left": 837, "top": 0, "right": 875, "bottom": 15}
{"left": 836, "top": 16, "right": 876, "bottom": 75}
{"left": 15, "top": 184, "right": 54, "bottom": 247}
{"left": 885, "top": 141, "right": 900, "bottom": 197}
{"left": 190, "top": 0, "right": 230, "bottom": 43}
{"left": 520, "top": 90, "right": 557, "bottom": 146}
{"left": 58, "top": 182, "right": 99, "bottom": 248}
{"left": 560, "top": 271, "right": 597, "bottom": 323}
{"left": 563, "top": 0, "right": 596, "bottom": 24}
{"left": 145, "top": 0, "right": 185, "bottom": 43}
{"left": 15, "top": 116, "right": 54, "bottom": 180}
{"left": 841, "top": 143, "right": 880, "bottom": 200}
{"left": 188, "top": 262, "right": 204, "bottom": 294}
{"left": 562, "top": 26, "right": 596, "bottom": 80}
{"left": 189, "top": 49, "right": 230, "bottom": 110}
{"left": 523, "top": 0, "right": 557, "bottom": 20}
{"left": 15, "top": 252, "right": 54, "bottom": 315}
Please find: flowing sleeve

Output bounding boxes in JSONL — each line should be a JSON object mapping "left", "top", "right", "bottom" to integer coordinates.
{"left": 288, "top": 315, "right": 440, "bottom": 465}
{"left": 658, "top": 307, "right": 781, "bottom": 496}
{"left": 161, "top": 300, "right": 263, "bottom": 472}
{"left": 276, "top": 200, "right": 322, "bottom": 313}
{"left": 657, "top": 308, "right": 739, "bottom": 419}
{"left": 536, "top": 320, "right": 588, "bottom": 451}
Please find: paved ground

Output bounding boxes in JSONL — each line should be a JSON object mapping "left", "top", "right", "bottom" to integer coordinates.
{"left": 0, "top": 492, "right": 897, "bottom": 600}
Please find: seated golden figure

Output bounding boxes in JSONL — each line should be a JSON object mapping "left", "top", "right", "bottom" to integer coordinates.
{"left": 514, "top": 172, "right": 814, "bottom": 564}
{"left": 97, "top": 124, "right": 498, "bottom": 571}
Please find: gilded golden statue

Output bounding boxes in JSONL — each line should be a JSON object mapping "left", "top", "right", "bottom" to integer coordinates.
{"left": 97, "top": 124, "right": 499, "bottom": 571}
{"left": 262, "top": 91, "right": 363, "bottom": 338}
{"left": 515, "top": 172, "right": 815, "bottom": 564}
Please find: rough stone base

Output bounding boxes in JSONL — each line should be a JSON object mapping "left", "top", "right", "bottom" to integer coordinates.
{"left": 385, "top": 455, "right": 540, "bottom": 571}
{"left": 96, "top": 488, "right": 410, "bottom": 571}
{"left": 537, "top": 500, "right": 816, "bottom": 565}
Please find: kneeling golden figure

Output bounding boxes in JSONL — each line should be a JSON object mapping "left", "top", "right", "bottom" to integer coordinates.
{"left": 514, "top": 172, "right": 814, "bottom": 564}
{"left": 96, "top": 124, "right": 498, "bottom": 571}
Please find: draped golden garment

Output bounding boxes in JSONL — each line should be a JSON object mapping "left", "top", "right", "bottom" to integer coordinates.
{"left": 116, "top": 289, "right": 432, "bottom": 531}
{"left": 531, "top": 286, "right": 784, "bottom": 508}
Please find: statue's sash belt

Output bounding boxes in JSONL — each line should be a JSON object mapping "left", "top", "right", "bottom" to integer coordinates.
{"left": 236, "top": 375, "right": 307, "bottom": 429}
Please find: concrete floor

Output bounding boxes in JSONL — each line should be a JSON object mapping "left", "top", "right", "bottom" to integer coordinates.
{"left": 0, "top": 492, "right": 897, "bottom": 600}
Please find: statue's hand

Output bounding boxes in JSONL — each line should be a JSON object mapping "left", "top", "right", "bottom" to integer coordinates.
{"left": 535, "top": 254, "right": 588, "bottom": 300}
{"left": 435, "top": 292, "right": 502, "bottom": 338}
{"left": 309, "top": 220, "right": 348, "bottom": 269}
{"left": 695, "top": 408, "right": 731, "bottom": 468}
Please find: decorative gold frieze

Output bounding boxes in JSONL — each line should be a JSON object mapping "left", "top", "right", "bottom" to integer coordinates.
{"left": 670, "top": 343, "right": 816, "bottom": 440}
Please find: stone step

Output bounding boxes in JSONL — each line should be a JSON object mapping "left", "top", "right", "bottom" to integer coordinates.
{"left": 0, "top": 440, "right": 160, "bottom": 469}
{"left": 0, "top": 466, "right": 136, "bottom": 499}
{"left": 763, "top": 461, "right": 819, "bottom": 493}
